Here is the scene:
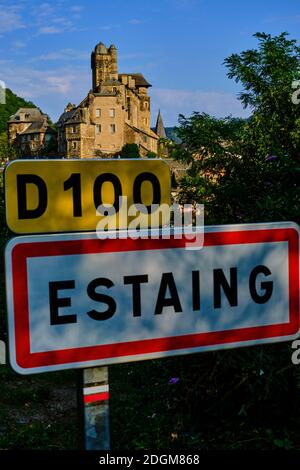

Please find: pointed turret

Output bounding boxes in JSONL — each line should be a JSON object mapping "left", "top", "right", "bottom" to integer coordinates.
{"left": 155, "top": 110, "right": 166, "bottom": 138}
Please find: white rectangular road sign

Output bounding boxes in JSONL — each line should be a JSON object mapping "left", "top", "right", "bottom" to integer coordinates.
{"left": 5, "top": 222, "right": 300, "bottom": 374}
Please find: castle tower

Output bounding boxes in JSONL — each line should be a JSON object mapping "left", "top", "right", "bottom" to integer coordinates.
{"left": 109, "top": 44, "right": 118, "bottom": 77}
{"left": 91, "top": 42, "right": 118, "bottom": 91}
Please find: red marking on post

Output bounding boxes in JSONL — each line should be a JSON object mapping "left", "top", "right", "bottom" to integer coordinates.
{"left": 84, "top": 392, "right": 109, "bottom": 404}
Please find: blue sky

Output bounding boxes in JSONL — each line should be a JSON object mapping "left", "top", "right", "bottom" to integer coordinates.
{"left": 0, "top": 0, "right": 300, "bottom": 126}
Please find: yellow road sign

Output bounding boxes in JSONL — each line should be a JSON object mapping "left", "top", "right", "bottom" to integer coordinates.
{"left": 5, "top": 159, "right": 171, "bottom": 234}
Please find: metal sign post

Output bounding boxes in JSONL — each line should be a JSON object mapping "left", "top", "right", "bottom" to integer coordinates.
{"left": 0, "top": 339, "right": 5, "bottom": 364}
{"left": 83, "top": 366, "right": 110, "bottom": 450}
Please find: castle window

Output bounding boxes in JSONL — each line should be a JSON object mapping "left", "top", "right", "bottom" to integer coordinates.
{"left": 109, "top": 108, "right": 116, "bottom": 118}
{"left": 96, "top": 108, "right": 101, "bottom": 117}
{"left": 110, "top": 124, "right": 116, "bottom": 134}
{"left": 72, "top": 125, "right": 77, "bottom": 133}
{"left": 25, "top": 113, "right": 30, "bottom": 119}
{"left": 72, "top": 141, "right": 77, "bottom": 149}
{"left": 143, "top": 135, "right": 148, "bottom": 143}
{"left": 96, "top": 124, "right": 101, "bottom": 134}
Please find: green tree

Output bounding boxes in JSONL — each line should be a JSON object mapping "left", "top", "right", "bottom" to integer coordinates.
{"left": 119, "top": 143, "right": 140, "bottom": 158}
{"left": 0, "top": 132, "right": 16, "bottom": 164}
{"left": 0, "top": 88, "right": 36, "bottom": 134}
{"left": 168, "top": 31, "right": 300, "bottom": 450}
{"left": 225, "top": 32, "right": 300, "bottom": 162}
{"left": 146, "top": 151, "right": 157, "bottom": 158}
{"left": 172, "top": 32, "right": 300, "bottom": 225}
{"left": 38, "top": 135, "right": 58, "bottom": 158}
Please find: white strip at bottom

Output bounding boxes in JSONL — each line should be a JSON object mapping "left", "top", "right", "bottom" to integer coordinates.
{"left": 83, "top": 384, "right": 109, "bottom": 395}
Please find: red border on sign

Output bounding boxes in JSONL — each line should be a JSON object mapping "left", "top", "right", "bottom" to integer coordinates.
{"left": 11, "top": 228, "right": 299, "bottom": 369}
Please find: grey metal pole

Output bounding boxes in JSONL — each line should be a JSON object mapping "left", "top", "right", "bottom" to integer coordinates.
{"left": 83, "top": 366, "right": 110, "bottom": 450}
{"left": 0, "top": 339, "right": 5, "bottom": 364}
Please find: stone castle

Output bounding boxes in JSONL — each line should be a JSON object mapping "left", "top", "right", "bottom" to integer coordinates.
{"left": 57, "top": 41, "right": 163, "bottom": 157}
{"left": 7, "top": 108, "right": 56, "bottom": 156}
{"left": 7, "top": 41, "right": 167, "bottom": 158}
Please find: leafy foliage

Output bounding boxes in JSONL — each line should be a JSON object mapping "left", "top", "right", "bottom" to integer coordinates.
{"left": 172, "top": 32, "right": 300, "bottom": 225}
{"left": 162, "top": 31, "right": 300, "bottom": 450}
{"left": 119, "top": 143, "right": 141, "bottom": 158}
{"left": 0, "top": 132, "right": 16, "bottom": 164}
{"left": 111, "top": 345, "right": 300, "bottom": 449}
{"left": 146, "top": 151, "right": 157, "bottom": 158}
{"left": 37, "top": 136, "right": 58, "bottom": 158}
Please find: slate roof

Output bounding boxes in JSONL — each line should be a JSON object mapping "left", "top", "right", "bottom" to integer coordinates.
{"left": 57, "top": 108, "right": 77, "bottom": 125}
{"left": 119, "top": 73, "right": 151, "bottom": 88}
{"left": 155, "top": 110, "right": 167, "bottom": 138}
{"left": 8, "top": 107, "right": 45, "bottom": 123}
{"left": 20, "top": 122, "right": 56, "bottom": 135}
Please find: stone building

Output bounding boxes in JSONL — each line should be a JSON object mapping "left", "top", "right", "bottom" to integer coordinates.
{"left": 57, "top": 41, "right": 160, "bottom": 158}
{"left": 8, "top": 108, "right": 56, "bottom": 156}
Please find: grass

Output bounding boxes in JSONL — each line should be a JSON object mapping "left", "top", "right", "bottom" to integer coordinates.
{"left": 1, "top": 334, "right": 300, "bottom": 450}
{"left": 109, "top": 346, "right": 300, "bottom": 450}
{"left": 0, "top": 366, "right": 78, "bottom": 450}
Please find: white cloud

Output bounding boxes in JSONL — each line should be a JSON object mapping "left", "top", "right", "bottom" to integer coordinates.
{"left": 0, "top": 63, "right": 90, "bottom": 120}
{"left": 99, "top": 24, "right": 120, "bottom": 31}
{"left": 150, "top": 88, "right": 250, "bottom": 126}
{"left": 129, "top": 19, "right": 143, "bottom": 25}
{"left": 38, "top": 26, "right": 63, "bottom": 34}
{"left": 14, "top": 67, "right": 87, "bottom": 97}
{"left": 52, "top": 17, "right": 73, "bottom": 26}
{"left": 12, "top": 40, "right": 26, "bottom": 49}
{"left": 31, "top": 1, "right": 82, "bottom": 33}
{"left": 45, "top": 76, "right": 73, "bottom": 94}
{"left": 0, "top": 6, "right": 25, "bottom": 32}
{"left": 30, "top": 49, "right": 89, "bottom": 62}
{"left": 36, "top": 22, "right": 82, "bottom": 35}
{"left": 70, "top": 5, "right": 84, "bottom": 13}
{"left": 36, "top": 2, "right": 54, "bottom": 17}
{"left": 0, "top": 0, "right": 83, "bottom": 36}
